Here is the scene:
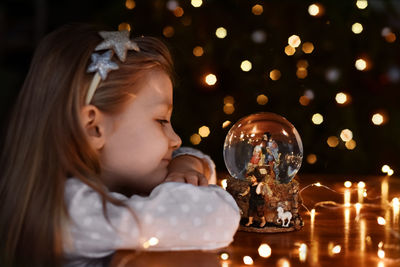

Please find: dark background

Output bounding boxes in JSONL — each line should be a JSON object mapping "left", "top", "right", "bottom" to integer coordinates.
{"left": 1, "top": 0, "right": 400, "bottom": 176}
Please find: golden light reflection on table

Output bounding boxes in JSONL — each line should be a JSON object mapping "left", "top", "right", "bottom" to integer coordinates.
{"left": 344, "top": 207, "right": 350, "bottom": 253}
{"left": 382, "top": 178, "right": 389, "bottom": 205}
{"left": 344, "top": 188, "right": 351, "bottom": 207}
{"left": 360, "top": 218, "right": 366, "bottom": 252}
{"left": 393, "top": 197, "right": 399, "bottom": 227}
{"left": 358, "top": 181, "right": 365, "bottom": 203}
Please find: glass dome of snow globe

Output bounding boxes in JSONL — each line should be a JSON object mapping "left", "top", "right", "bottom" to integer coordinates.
{"left": 223, "top": 112, "right": 303, "bottom": 184}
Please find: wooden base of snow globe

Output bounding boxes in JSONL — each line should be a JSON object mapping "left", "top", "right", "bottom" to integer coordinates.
{"left": 226, "top": 173, "right": 303, "bottom": 233}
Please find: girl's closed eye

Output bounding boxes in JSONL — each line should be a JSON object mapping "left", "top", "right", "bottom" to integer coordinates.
{"left": 157, "top": 119, "right": 170, "bottom": 126}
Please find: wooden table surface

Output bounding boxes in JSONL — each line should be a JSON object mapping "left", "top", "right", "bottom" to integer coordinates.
{"left": 110, "top": 174, "right": 400, "bottom": 267}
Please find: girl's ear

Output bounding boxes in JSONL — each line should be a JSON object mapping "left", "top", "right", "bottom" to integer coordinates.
{"left": 80, "top": 105, "right": 106, "bottom": 150}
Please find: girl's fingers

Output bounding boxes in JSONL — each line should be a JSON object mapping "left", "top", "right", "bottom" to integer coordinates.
{"left": 165, "top": 171, "right": 209, "bottom": 186}
{"left": 165, "top": 175, "right": 186, "bottom": 183}
{"left": 198, "top": 175, "right": 208, "bottom": 186}
{"left": 184, "top": 174, "right": 200, "bottom": 186}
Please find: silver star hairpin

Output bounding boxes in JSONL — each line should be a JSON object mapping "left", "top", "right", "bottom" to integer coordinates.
{"left": 87, "top": 50, "right": 119, "bottom": 80}
{"left": 95, "top": 30, "right": 140, "bottom": 62}
{"left": 85, "top": 30, "right": 140, "bottom": 104}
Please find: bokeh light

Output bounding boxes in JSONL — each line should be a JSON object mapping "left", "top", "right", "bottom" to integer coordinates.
{"left": 308, "top": 4, "right": 320, "bottom": 16}
{"left": 240, "top": 60, "right": 252, "bottom": 72}
{"left": 118, "top": 22, "right": 131, "bottom": 32}
{"left": 332, "top": 245, "right": 341, "bottom": 254}
{"left": 163, "top": 26, "right": 175, "bottom": 38}
{"left": 216, "top": 27, "right": 227, "bottom": 38}
{"left": 352, "top": 22, "right": 363, "bottom": 34}
{"left": 307, "top": 154, "right": 317, "bottom": 164}
{"left": 243, "top": 256, "right": 254, "bottom": 265}
{"left": 276, "top": 258, "right": 290, "bottom": 267}
{"left": 302, "top": 42, "right": 314, "bottom": 53}
{"left": 377, "top": 216, "right": 386, "bottom": 225}
{"left": 327, "top": 136, "right": 339, "bottom": 147}
{"left": 288, "top": 35, "right": 301, "bottom": 48}
{"left": 382, "top": 27, "right": 397, "bottom": 43}
{"left": 355, "top": 58, "right": 367, "bottom": 71}
{"left": 356, "top": 0, "right": 368, "bottom": 9}
{"left": 198, "top": 126, "right": 210, "bottom": 137}
{"left": 299, "top": 96, "right": 310, "bottom": 106}
{"left": 285, "top": 45, "right": 296, "bottom": 56}
{"left": 258, "top": 243, "right": 272, "bottom": 258}
{"left": 372, "top": 113, "right": 384, "bottom": 125}
{"left": 269, "top": 69, "right": 281, "bottom": 80}
{"left": 223, "top": 104, "right": 235, "bottom": 114}
{"left": 252, "top": 4, "right": 263, "bottom": 15}
{"left": 312, "top": 113, "right": 324, "bottom": 125}
{"left": 220, "top": 252, "right": 229, "bottom": 260}
{"left": 345, "top": 140, "right": 356, "bottom": 150}
{"left": 224, "top": 95, "right": 235, "bottom": 104}
{"left": 166, "top": 0, "right": 178, "bottom": 11}
{"left": 344, "top": 181, "right": 352, "bottom": 188}
{"left": 296, "top": 68, "right": 308, "bottom": 79}
{"left": 205, "top": 73, "right": 217, "bottom": 86}
{"left": 381, "top": 165, "right": 390, "bottom": 173}
{"left": 340, "top": 129, "right": 353, "bottom": 142}
{"left": 335, "top": 92, "right": 348, "bottom": 104}
{"left": 256, "top": 94, "right": 268, "bottom": 105}
{"left": 378, "top": 249, "right": 385, "bottom": 259}
{"left": 125, "top": 0, "right": 136, "bottom": 9}
{"left": 173, "top": 7, "right": 184, "bottom": 17}
{"left": 191, "top": 0, "right": 203, "bottom": 8}
{"left": 222, "top": 120, "right": 231, "bottom": 128}
{"left": 190, "top": 133, "right": 201, "bottom": 145}
{"left": 193, "top": 46, "right": 204, "bottom": 57}
{"left": 297, "top": 60, "right": 309, "bottom": 69}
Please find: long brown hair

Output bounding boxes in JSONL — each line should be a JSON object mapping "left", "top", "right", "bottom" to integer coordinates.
{"left": 0, "top": 24, "right": 174, "bottom": 266}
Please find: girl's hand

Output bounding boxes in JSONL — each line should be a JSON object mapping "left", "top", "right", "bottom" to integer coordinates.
{"left": 164, "top": 155, "right": 210, "bottom": 186}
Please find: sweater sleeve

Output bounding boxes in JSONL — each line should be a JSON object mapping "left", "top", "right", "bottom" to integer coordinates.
{"left": 172, "top": 147, "right": 217, "bottom": 184}
{"left": 63, "top": 178, "right": 240, "bottom": 260}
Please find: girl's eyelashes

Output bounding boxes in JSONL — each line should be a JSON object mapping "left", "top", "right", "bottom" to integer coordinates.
{"left": 156, "top": 119, "right": 170, "bottom": 126}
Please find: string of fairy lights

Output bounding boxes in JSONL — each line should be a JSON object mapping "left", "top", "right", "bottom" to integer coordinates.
{"left": 118, "top": 0, "right": 398, "bottom": 176}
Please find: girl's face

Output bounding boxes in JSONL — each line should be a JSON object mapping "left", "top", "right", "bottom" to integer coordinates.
{"left": 100, "top": 69, "right": 181, "bottom": 194}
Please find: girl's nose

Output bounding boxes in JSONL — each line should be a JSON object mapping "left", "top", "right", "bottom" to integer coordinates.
{"left": 170, "top": 128, "right": 182, "bottom": 150}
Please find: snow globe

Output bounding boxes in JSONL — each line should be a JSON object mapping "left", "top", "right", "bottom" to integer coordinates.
{"left": 223, "top": 112, "right": 304, "bottom": 232}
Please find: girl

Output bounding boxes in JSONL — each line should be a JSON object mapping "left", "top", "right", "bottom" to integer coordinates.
{"left": 0, "top": 24, "right": 240, "bottom": 266}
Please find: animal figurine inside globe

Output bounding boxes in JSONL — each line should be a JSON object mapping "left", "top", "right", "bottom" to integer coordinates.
{"left": 223, "top": 112, "right": 304, "bottom": 233}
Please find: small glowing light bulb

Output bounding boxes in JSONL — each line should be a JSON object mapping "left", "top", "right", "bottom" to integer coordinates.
{"left": 377, "top": 217, "right": 386, "bottom": 225}
{"left": 220, "top": 252, "right": 229, "bottom": 260}
{"left": 378, "top": 249, "right": 385, "bottom": 259}
{"left": 344, "top": 181, "right": 352, "bottom": 188}
{"left": 357, "top": 181, "right": 366, "bottom": 189}
{"left": 243, "top": 255, "right": 254, "bottom": 265}
{"left": 381, "top": 165, "right": 390, "bottom": 173}
{"left": 221, "top": 179, "right": 227, "bottom": 190}
{"left": 258, "top": 243, "right": 272, "bottom": 258}
{"left": 332, "top": 245, "right": 341, "bottom": 254}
